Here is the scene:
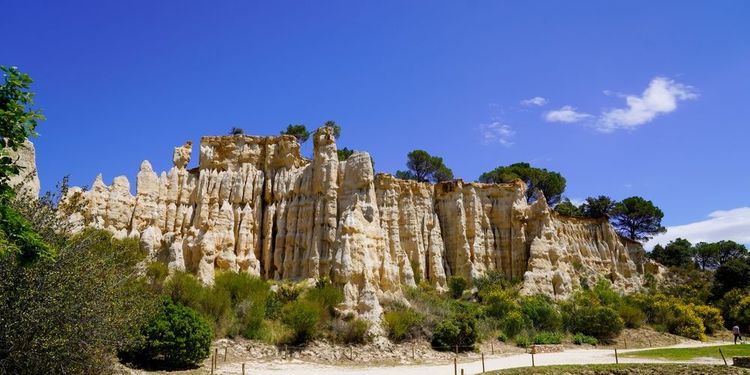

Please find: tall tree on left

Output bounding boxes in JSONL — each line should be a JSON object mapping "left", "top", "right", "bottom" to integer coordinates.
{"left": 0, "top": 66, "right": 51, "bottom": 263}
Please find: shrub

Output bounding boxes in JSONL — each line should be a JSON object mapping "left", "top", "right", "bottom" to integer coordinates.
{"left": 502, "top": 310, "right": 529, "bottom": 338}
{"left": 497, "top": 332, "right": 508, "bottom": 342}
{"left": 305, "top": 282, "right": 344, "bottom": 318}
{"left": 484, "top": 289, "right": 518, "bottom": 319}
{"left": 448, "top": 276, "right": 468, "bottom": 299}
{"left": 515, "top": 334, "right": 531, "bottom": 348}
{"left": 281, "top": 300, "right": 321, "bottom": 345}
{"left": 653, "top": 301, "right": 706, "bottom": 341}
{"left": 339, "top": 318, "right": 371, "bottom": 345}
{"left": 214, "top": 272, "right": 270, "bottom": 339}
{"left": 692, "top": 304, "right": 724, "bottom": 334}
{"left": 727, "top": 295, "right": 750, "bottom": 333}
{"left": 384, "top": 308, "right": 423, "bottom": 342}
{"left": 431, "top": 314, "right": 477, "bottom": 351}
{"left": 520, "top": 294, "right": 562, "bottom": 331}
{"left": 533, "top": 331, "right": 562, "bottom": 345}
{"left": 566, "top": 305, "right": 624, "bottom": 341}
{"left": 572, "top": 332, "right": 598, "bottom": 345}
{"left": 618, "top": 304, "right": 645, "bottom": 328}
{"left": 145, "top": 261, "right": 169, "bottom": 292}
{"left": 120, "top": 298, "right": 212, "bottom": 369}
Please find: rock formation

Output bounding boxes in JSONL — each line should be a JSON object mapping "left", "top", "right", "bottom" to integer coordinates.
{"left": 66, "top": 126, "right": 653, "bottom": 318}
{"left": 7, "top": 140, "right": 41, "bottom": 198}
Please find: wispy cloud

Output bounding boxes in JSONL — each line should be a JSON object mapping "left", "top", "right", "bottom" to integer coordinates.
{"left": 598, "top": 77, "right": 697, "bottom": 132}
{"left": 646, "top": 207, "right": 750, "bottom": 249}
{"left": 521, "top": 96, "right": 547, "bottom": 107}
{"left": 479, "top": 122, "right": 515, "bottom": 146}
{"left": 544, "top": 105, "right": 592, "bottom": 123}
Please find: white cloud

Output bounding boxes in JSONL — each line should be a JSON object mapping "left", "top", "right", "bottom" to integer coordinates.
{"left": 521, "top": 96, "right": 548, "bottom": 107}
{"left": 479, "top": 122, "right": 515, "bottom": 146}
{"left": 598, "top": 77, "right": 697, "bottom": 132}
{"left": 544, "top": 105, "right": 592, "bottom": 123}
{"left": 646, "top": 207, "right": 750, "bottom": 249}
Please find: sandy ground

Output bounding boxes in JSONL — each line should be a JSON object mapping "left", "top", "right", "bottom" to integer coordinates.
{"left": 207, "top": 342, "right": 727, "bottom": 375}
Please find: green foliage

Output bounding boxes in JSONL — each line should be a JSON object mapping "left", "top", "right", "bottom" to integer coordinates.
{"left": 119, "top": 298, "right": 212, "bottom": 369}
{"left": 514, "top": 334, "right": 531, "bottom": 348}
{"left": 0, "top": 229, "right": 154, "bottom": 374}
{"left": 339, "top": 318, "right": 371, "bottom": 345}
{"left": 533, "top": 331, "right": 562, "bottom": 345}
{"left": 337, "top": 147, "right": 354, "bottom": 161}
{"left": 0, "top": 204, "right": 53, "bottom": 263}
{"left": 555, "top": 198, "right": 583, "bottom": 217}
{"left": 395, "top": 149, "right": 454, "bottom": 183}
{"left": 519, "top": 294, "right": 562, "bottom": 331}
{"left": 651, "top": 299, "right": 706, "bottom": 341}
{"left": 448, "top": 275, "right": 468, "bottom": 299}
{"left": 474, "top": 270, "right": 515, "bottom": 296}
{"left": 618, "top": 304, "right": 645, "bottom": 329}
{"left": 145, "top": 261, "right": 169, "bottom": 291}
{"left": 580, "top": 196, "right": 617, "bottom": 218}
{"left": 713, "top": 258, "right": 750, "bottom": 298}
{"left": 502, "top": 310, "right": 529, "bottom": 338}
{"left": 0, "top": 66, "right": 44, "bottom": 201}
{"left": 651, "top": 238, "right": 693, "bottom": 268}
{"left": 164, "top": 271, "right": 233, "bottom": 335}
{"left": 727, "top": 294, "right": 750, "bottom": 332}
{"left": 563, "top": 295, "right": 624, "bottom": 342}
{"left": 431, "top": 314, "right": 478, "bottom": 351}
{"left": 214, "top": 272, "right": 271, "bottom": 339}
{"left": 281, "top": 300, "right": 321, "bottom": 345}
{"left": 691, "top": 304, "right": 724, "bottom": 334}
{"left": 384, "top": 308, "right": 423, "bottom": 342}
{"left": 281, "top": 124, "right": 310, "bottom": 143}
{"left": 478, "top": 162, "right": 566, "bottom": 205}
{"left": 572, "top": 332, "right": 599, "bottom": 345}
{"left": 610, "top": 196, "right": 666, "bottom": 241}
{"left": 305, "top": 280, "right": 344, "bottom": 318}
{"left": 323, "top": 120, "right": 341, "bottom": 139}
{"left": 497, "top": 332, "right": 508, "bottom": 342}
{"left": 484, "top": 289, "right": 518, "bottom": 318}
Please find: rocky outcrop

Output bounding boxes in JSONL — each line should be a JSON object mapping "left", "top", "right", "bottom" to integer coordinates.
{"left": 8, "top": 140, "right": 41, "bottom": 198}
{"left": 66, "top": 126, "right": 652, "bottom": 317}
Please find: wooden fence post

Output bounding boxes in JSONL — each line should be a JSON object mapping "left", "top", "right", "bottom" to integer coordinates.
{"left": 242, "top": 363, "right": 246, "bottom": 375}
{"left": 224, "top": 346, "right": 227, "bottom": 362}
{"left": 454, "top": 357, "right": 457, "bottom": 375}
{"left": 719, "top": 348, "right": 728, "bottom": 366}
{"left": 615, "top": 348, "right": 619, "bottom": 364}
{"left": 491, "top": 342, "right": 494, "bottom": 355}
{"left": 481, "top": 352, "right": 485, "bottom": 373}
{"left": 531, "top": 352, "right": 535, "bottom": 367}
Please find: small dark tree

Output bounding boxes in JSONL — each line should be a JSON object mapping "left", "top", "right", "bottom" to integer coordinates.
{"left": 610, "top": 196, "right": 666, "bottom": 241}
{"left": 650, "top": 238, "right": 693, "bottom": 268}
{"left": 713, "top": 258, "right": 750, "bottom": 298}
{"left": 580, "top": 196, "right": 616, "bottom": 218}
{"left": 478, "top": 163, "right": 566, "bottom": 205}
{"left": 555, "top": 198, "right": 583, "bottom": 217}
{"left": 281, "top": 124, "right": 310, "bottom": 143}
{"left": 229, "top": 127, "right": 244, "bottom": 135}
{"left": 323, "top": 120, "right": 341, "bottom": 139}
{"left": 693, "top": 242, "right": 720, "bottom": 270}
{"left": 395, "top": 150, "right": 453, "bottom": 183}
{"left": 714, "top": 240, "right": 748, "bottom": 265}
{"left": 337, "top": 147, "right": 354, "bottom": 161}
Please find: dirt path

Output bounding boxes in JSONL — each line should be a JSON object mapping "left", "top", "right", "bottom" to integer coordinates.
{"left": 208, "top": 342, "right": 725, "bottom": 375}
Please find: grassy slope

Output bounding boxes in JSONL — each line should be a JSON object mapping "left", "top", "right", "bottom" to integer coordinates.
{"left": 488, "top": 363, "right": 750, "bottom": 374}
{"left": 623, "top": 344, "right": 750, "bottom": 360}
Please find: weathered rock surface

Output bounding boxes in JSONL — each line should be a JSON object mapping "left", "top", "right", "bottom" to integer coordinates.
{"left": 67, "top": 126, "right": 653, "bottom": 317}
{"left": 7, "top": 140, "right": 41, "bottom": 198}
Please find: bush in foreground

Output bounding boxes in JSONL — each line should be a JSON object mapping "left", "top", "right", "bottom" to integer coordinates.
{"left": 384, "top": 308, "right": 423, "bottom": 342}
{"left": 431, "top": 314, "right": 477, "bottom": 351}
{"left": 119, "top": 298, "right": 212, "bottom": 369}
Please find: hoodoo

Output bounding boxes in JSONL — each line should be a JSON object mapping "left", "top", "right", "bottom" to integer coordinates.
{"left": 65, "top": 126, "right": 656, "bottom": 319}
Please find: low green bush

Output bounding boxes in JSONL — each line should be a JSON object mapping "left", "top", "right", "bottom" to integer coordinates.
{"left": 305, "top": 281, "right": 344, "bottom": 318}
{"left": 520, "top": 294, "right": 562, "bottom": 331}
{"left": 431, "top": 314, "right": 478, "bottom": 351}
{"left": 573, "top": 332, "right": 598, "bottom": 345}
{"left": 448, "top": 276, "right": 468, "bottom": 299}
{"left": 497, "top": 332, "right": 508, "bottom": 342}
{"left": 339, "top": 318, "right": 371, "bottom": 345}
{"left": 502, "top": 310, "right": 529, "bottom": 338}
{"left": 119, "top": 298, "right": 212, "bottom": 369}
{"left": 515, "top": 334, "right": 531, "bottom": 348}
{"left": 281, "top": 300, "right": 321, "bottom": 345}
{"left": 533, "top": 331, "right": 562, "bottom": 345}
{"left": 384, "top": 308, "right": 423, "bottom": 342}
{"left": 692, "top": 304, "right": 724, "bottom": 334}
{"left": 618, "top": 304, "right": 645, "bottom": 329}
{"left": 566, "top": 305, "right": 624, "bottom": 341}
{"left": 653, "top": 301, "right": 706, "bottom": 341}
{"left": 484, "top": 289, "right": 518, "bottom": 318}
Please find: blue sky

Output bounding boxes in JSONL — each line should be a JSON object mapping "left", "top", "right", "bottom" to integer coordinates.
{"left": 3, "top": 1, "right": 749, "bottom": 246}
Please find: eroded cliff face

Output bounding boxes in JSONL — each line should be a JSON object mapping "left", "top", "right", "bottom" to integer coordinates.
{"left": 67, "top": 126, "right": 650, "bottom": 318}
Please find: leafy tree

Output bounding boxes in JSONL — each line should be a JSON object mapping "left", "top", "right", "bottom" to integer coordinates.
{"left": 395, "top": 150, "right": 453, "bottom": 183}
{"left": 281, "top": 124, "right": 310, "bottom": 143}
{"left": 431, "top": 314, "right": 477, "bottom": 351}
{"left": 610, "top": 196, "right": 666, "bottom": 241}
{"left": 323, "top": 120, "right": 341, "bottom": 139}
{"left": 478, "top": 162, "right": 566, "bottom": 205}
{"left": 119, "top": 298, "right": 212, "bottom": 369}
{"left": 650, "top": 238, "right": 693, "bottom": 268}
{"left": 713, "top": 240, "right": 748, "bottom": 265}
{"left": 580, "top": 195, "right": 616, "bottom": 218}
{"left": 713, "top": 258, "right": 750, "bottom": 298}
{"left": 229, "top": 127, "right": 244, "bottom": 135}
{"left": 693, "top": 242, "right": 720, "bottom": 270}
{"left": 0, "top": 229, "right": 155, "bottom": 374}
{"left": 337, "top": 147, "right": 354, "bottom": 161}
{"left": 0, "top": 66, "right": 51, "bottom": 263}
{"left": 555, "top": 198, "right": 583, "bottom": 217}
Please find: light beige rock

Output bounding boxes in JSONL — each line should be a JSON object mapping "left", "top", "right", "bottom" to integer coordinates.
{"left": 7, "top": 140, "right": 41, "bottom": 198}
{"left": 69, "top": 126, "right": 655, "bottom": 319}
